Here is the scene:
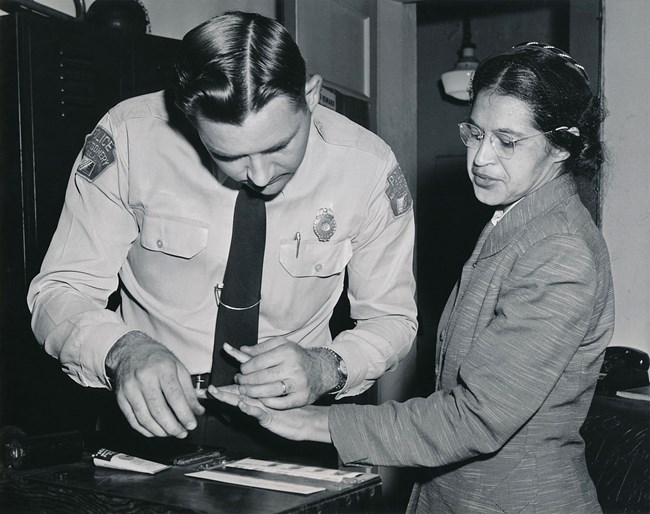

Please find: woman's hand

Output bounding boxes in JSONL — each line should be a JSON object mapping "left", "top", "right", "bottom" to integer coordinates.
{"left": 208, "top": 385, "right": 332, "bottom": 443}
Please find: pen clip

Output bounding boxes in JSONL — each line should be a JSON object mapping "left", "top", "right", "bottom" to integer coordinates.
{"left": 294, "top": 232, "right": 301, "bottom": 258}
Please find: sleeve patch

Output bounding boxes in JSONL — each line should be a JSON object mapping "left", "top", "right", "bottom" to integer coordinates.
{"left": 385, "top": 165, "right": 413, "bottom": 217}
{"left": 77, "top": 126, "right": 116, "bottom": 181}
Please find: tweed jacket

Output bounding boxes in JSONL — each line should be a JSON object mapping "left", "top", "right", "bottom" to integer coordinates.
{"left": 330, "top": 174, "right": 615, "bottom": 513}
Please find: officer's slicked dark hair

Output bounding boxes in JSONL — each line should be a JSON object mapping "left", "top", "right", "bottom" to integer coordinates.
{"left": 171, "top": 11, "right": 307, "bottom": 125}
{"left": 469, "top": 43, "right": 607, "bottom": 181}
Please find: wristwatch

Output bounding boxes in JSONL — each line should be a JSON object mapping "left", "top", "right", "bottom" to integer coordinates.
{"left": 320, "top": 346, "right": 348, "bottom": 394}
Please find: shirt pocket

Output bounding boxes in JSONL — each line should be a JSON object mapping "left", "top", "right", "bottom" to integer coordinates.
{"left": 130, "top": 214, "right": 209, "bottom": 311}
{"left": 279, "top": 239, "right": 352, "bottom": 278}
{"left": 140, "top": 214, "right": 208, "bottom": 259}
{"left": 271, "top": 238, "right": 352, "bottom": 334}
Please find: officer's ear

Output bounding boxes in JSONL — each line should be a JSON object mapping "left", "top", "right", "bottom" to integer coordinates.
{"left": 304, "top": 74, "right": 322, "bottom": 113}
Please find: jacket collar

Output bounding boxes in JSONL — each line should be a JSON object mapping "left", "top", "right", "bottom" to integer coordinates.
{"left": 479, "top": 173, "right": 578, "bottom": 260}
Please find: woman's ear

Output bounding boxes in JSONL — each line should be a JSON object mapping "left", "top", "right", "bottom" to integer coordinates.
{"left": 553, "top": 126, "right": 580, "bottom": 162}
{"left": 552, "top": 146, "right": 571, "bottom": 163}
{"left": 305, "top": 74, "right": 323, "bottom": 113}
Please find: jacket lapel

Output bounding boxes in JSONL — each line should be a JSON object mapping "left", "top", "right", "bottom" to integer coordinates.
{"left": 479, "top": 174, "right": 578, "bottom": 261}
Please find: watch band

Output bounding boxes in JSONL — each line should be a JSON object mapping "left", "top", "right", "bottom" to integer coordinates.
{"left": 319, "top": 346, "right": 348, "bottom": 394}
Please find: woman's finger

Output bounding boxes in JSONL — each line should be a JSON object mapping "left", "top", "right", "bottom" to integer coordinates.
{"left": 238, "top": 399, "right": 273, "bottom": 426}
{"left": 207, "top": 385, "right": 241, "bottom": 406}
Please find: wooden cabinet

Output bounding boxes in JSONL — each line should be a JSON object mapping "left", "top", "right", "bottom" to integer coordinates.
{"left": 0, "top": 12, "right": 178, "bottom": 434}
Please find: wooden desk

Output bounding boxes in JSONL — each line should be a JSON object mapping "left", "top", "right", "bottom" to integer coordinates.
{"left": 0, "top": 458, "right": 381, "bottom": 513}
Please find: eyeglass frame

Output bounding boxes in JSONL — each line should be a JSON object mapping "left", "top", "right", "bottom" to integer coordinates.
{"left": 458, "top": 122, "right": 570, "bottom": 160}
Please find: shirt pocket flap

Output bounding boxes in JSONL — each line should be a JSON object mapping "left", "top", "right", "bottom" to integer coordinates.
{"left": 140, "top": 215, "right": 209, "bottom": 259}
{"left": 280, "top": 239, "right": 352, "bottom": 278}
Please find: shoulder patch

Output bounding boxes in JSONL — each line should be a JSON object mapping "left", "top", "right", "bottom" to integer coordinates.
{"left": 77, "top": 126, "right": 116, "bottom": 181}
{"left": 385, "top": 165, "right": 413, "bottom": 217}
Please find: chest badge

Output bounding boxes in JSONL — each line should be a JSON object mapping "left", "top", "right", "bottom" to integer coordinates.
{"left": 313, "top": 207, "right": 336, "bottom": 242}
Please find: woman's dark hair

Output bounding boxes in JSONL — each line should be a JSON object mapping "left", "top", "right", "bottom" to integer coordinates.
{"left": 171, "top": 11, "right": 307, "bottom": 125}
{"left": 469, "top": 42, "right": 607, "bottom": 181}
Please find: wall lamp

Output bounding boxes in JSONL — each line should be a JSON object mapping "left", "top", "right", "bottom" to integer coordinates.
{"left": 441, "top": 14, "right": 479, "bottom": 101}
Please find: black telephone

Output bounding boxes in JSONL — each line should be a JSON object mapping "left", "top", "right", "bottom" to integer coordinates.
{"left": 596, "top": 345, "right": 650, "bottom": 395}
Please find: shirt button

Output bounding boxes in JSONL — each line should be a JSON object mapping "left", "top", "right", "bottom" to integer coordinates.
{"left": 314, "top": 263, "right": 323, "bottom": 272}
{"left": 156, "top": 239, "right": 163, "bottom": 248}
{"left": 439, "top": 330, "right": 445, "bottom": 341}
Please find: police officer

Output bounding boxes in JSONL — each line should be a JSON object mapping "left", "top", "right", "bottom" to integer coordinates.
{"left": 27, "top": 11, "right": 417, "bottom": 454}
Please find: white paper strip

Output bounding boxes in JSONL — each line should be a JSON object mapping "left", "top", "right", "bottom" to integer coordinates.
{"left": 185, "top": 470, "right": 326, "bottom": 495}
{"left": 226, "top": 458, "right": 362, "bottom": 483}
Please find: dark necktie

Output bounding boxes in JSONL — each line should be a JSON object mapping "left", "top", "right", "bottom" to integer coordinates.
{"left": 210, "top": 187, "right": 266, "bottom": 387}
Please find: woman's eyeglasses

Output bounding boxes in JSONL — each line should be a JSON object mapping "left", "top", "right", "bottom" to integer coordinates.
{"left": 458, "top": 122, "right": 569, "bottom": 160}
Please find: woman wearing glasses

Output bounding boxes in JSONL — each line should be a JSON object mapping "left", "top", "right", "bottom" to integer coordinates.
{"left": 211, "top": 43, "right": 614, "bottom": 514}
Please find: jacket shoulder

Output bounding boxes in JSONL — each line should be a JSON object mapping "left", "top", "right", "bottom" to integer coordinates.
{"left": 512, "top": 196, "right": 608, "bottom": 266}
{"left": 531, "top": 196, "right": 599, "bottom": 241}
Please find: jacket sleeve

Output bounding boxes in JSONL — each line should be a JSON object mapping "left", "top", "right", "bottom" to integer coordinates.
{"left": 330, "top": 234, "right": 599, "bottom": 466}
{"left": 329, "top": 157, "right": 418, "bottom": 398}
{"left": 27, "top": 113, "right": 138, "bottom": 389}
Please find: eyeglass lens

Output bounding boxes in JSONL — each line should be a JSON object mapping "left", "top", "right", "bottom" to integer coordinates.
{"left": 458, "top": 123, "right": 516, "bottom": 159}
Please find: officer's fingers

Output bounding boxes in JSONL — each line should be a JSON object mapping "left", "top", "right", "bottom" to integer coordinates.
{"left": 239, "top": 343, "right": 302, "bottom": 375}
{"left": 117, "top": 386, "right": 168, "bottom": 437}
{"left": 139, "top": 379, "right": 190, "bottom": 438}
{"left": 237, "top": 365, "right": 309, "bottom": 396}
{"left": 246, "top": 343, "right": 311, "bottom": 374}
{"left": 238, "top": 351, "right": 284, "bottom": 375}
{"left": 164, "top": 374, "right": 203, "bottom": 432}
{"left": 237, "top": 379, "right": 289, "bottom": 399}
{"left": 235, "top": 365, "right": 283, "bottom": 387}
{"left": 223, "top": 342, "right": 251, "bottom": 364}
{"left": 259, "top": 392, "right": 310, "bottom": 410}
{"left": 239, "top": 337, "right": 289, "bottom": 357}
{"left": 177, "top": 368, "right": 205, "bottom": 417}
{"left": 115, "top": 393, "right": 156, "bottom": 438}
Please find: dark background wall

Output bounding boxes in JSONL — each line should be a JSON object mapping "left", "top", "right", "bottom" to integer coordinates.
{"left": 415, "top": 0, "right": 601, "bottom": 394}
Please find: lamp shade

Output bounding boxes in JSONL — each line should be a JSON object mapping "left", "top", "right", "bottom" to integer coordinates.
{"left": 441, "top": 46, "right": 479, "bottom": 101}
{"left": 441, "top": 69, "right": 474, "bottom": 101}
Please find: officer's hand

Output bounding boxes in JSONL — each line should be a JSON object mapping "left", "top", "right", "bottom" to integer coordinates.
{"left": 227, "top": 338, "right": 334, "bottom": 409}
{"left": 208, "top": 385, "right": 331, "bottom": 443}
{"left": 105, "top": 330, "right": 205, "bottom": 438}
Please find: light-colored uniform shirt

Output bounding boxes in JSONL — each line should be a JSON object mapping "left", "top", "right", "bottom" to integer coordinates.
{"left": 27, "top": 91, "right": 417, "bottom": 398}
